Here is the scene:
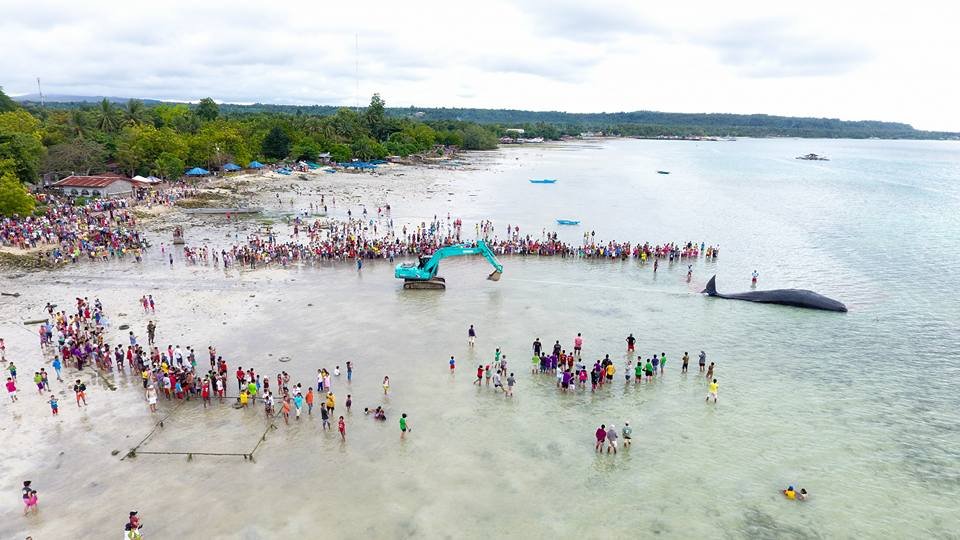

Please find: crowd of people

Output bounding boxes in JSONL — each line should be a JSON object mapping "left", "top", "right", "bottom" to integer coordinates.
{"left": 0, "top": 196, "right": 147, "bottom": 264}
{"left": 523, "top": 333, "right": 718, "bottom": 397}
{"left": 14, "top": 293, "right": 413, "bottom": 445}
{"left": 175, "top": 206, "right": 721, "bottom": 273}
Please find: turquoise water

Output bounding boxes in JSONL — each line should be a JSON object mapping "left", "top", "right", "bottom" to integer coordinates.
{"left": 2, "top": 138, "right": 959, "bottom": 538}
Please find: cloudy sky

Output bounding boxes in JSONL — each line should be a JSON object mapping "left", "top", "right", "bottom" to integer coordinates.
{"left": 2, "top": 0, "right": 959, "bottom": 131}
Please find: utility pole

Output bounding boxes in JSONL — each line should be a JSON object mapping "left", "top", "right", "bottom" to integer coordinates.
{"left": 355, "top": 34, "right": 360, "bottom": 110}
{"left": 36, "top": 77, "right": 45, "bottom": 109}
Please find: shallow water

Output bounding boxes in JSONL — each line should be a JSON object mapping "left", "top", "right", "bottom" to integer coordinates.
{"left": 2, "top": 138, "right": 959, "bottom": 538}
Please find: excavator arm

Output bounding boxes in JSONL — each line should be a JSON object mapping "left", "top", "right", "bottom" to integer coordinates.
{"left": 395, "top": 240, "right": 503, "bottom": 288}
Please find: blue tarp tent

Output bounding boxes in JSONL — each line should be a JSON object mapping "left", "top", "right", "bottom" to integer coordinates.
{"left": 185, "top": 167, "right": 210, "bottom": 176}
{"left": 340, "top": 161, "right": 378, "bottom": 170}
{"left": 223, "top": 163, "right": 241, "bottom": 171}
{"left": 248, "top": 161, "right": 265, "bottom": 169}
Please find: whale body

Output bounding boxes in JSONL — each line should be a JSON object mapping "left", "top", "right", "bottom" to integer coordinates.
{"left": 702, "top": 275, "right": 847, "bottom": 313}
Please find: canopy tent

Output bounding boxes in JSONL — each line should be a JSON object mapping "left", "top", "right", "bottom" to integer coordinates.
{"left": 248, "top": 161, "right": 265, "bottom": 169}
{"left": 222, "top": 163, "right": 242, "bottom": 171}
{"left": 132, "top": 175, "right": 163, "bottom": 184}
{"left": 185, "top": 167, "right": 210, "bottom": 176}
{"left": 340, "top": 161, "right": 378, "bottom": 170}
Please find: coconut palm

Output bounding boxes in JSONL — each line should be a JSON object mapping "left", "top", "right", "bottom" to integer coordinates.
{"left": 123, "top": 99, "right": 147, "bottom": 126}
{"left": 67, "top": 109, "right": 92, "bottom": 139}
{"left": 94, "top": 98, "right": 120, "bottom": 132}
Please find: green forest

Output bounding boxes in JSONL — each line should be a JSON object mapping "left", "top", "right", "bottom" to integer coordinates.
{"left": 0, "top": 90, "right": 500, "bottom": 186}
{"left": 2, "top": 85, "right": 958, "bottom": 195}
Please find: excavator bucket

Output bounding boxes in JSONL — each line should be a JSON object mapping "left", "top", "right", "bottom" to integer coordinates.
{"left": 487, "top": 270, "right": 502, "bottom": 281}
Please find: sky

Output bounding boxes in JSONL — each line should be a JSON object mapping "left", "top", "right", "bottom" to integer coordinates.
{"left": 2, "top": 0, "right": 959, "bottom": 131}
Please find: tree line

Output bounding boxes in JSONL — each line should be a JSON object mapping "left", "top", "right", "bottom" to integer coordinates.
{"left": 0, "top": 89, "right": 501, "bottom": 188}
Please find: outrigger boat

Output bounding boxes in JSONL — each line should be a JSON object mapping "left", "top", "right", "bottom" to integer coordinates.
{"left": 529, "top": 179, "right": 557, "bottom": 184}
{"left": 556, "top": 219, "right": 580, "bottom": 225}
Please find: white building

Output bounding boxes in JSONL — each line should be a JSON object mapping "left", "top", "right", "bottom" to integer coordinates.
{"left": 51, "top": 175, "right": 133, "bottom": 197}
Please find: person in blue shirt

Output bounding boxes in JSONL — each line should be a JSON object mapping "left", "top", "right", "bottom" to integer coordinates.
{"left": 52, "top": 357, "right": 63, "bottom": 382}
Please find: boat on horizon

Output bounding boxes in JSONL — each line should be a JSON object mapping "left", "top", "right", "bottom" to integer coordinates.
{"left": 796, "top": 153, "right": 829, "bottom": 161}
{"left": 529, "top": 179, "right": 557, "bottom": 184}
{"left": 656, "top": 170, "right": 670, "bottom": 175}
{"left": 556, "top": 219, "right": 580, "bottom": 225}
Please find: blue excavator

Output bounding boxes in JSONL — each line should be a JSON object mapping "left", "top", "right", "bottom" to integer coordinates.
{"left": 395, "top": 240, "right": 503, "bottom": 289}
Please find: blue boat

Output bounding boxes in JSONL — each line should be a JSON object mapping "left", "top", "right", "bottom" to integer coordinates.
{"left": 530, "top": 179, "right": 557, "bottom": 184}
{"left": 556, "top": 219, "right": 580, "bottom": 225}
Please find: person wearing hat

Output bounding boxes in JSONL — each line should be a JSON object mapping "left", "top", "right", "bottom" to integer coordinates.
{"left": 783, "top": 486, "right": 797, "bottom": 500}
{"left": 605, "top": 424, "right": 619, "bottom": 454}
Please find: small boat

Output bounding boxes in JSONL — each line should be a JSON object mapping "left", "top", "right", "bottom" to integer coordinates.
{"left": 656, "top": 170, "right": 670, "bottom": 175}
{"left": 529, "top": 179, "right": 557, "bottom": 184}
{"left": 556, "top": 219, "right": 580, "bottom": 225}
{"left": 796, "top": 153, "right": 829, "bottom": 161}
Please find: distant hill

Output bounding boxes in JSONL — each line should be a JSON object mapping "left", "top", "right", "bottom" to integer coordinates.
{"left": 14, "top": 95, "right": 958, "bottom": 140}
{"left": 13, "top": 93, "right": 163, "bottom": 105}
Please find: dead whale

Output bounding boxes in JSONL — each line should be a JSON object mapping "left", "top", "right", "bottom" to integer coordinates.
{"left": 702, "top": 275, "right": 847, "bottom": 312}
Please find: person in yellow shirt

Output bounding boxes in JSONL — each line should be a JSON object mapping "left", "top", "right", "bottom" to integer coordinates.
{"left": 783, "top": 486, "right": 796, "bottom": 500}
{"left": 706, "top": 379, "right": 718, "bottom": 403}
{"left": 239, "top": 390, "right": 249, "bottom": 407}
{"left": 325, "top": 391, "right": 336, "bottom": 413}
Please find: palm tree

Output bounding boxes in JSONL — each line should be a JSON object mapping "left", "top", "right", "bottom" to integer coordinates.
{"left": 67, "top": 110, "right": 92, "bottom": 139}
{"left": 94, "top": 98, "right": 120, "bottom": 132}
{"left": 123, "top": 99, "right": 146, "bottom": 126}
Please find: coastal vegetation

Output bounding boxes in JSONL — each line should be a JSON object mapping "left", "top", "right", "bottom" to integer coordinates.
{"left": 1, "top": 84, "right": 957, "bottom": 197}
{"left": 0, "top": 88, "right": 500, "bottom": 184}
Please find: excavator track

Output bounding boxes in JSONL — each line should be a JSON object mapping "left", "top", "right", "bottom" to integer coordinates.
{"left": 403, "top": 277, "right": 446, "bottom": 290}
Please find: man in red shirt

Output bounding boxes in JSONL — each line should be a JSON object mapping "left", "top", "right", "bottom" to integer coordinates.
{"left": 595, "top": 424, "right": 607, "bottom": 452}
{"left": 236, "top": 367, "right": 246, "bottom": 392}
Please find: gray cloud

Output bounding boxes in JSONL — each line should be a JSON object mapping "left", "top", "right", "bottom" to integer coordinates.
{"left": 702, "top": 18, "right": 872, "bottom": 77}
{"left": 516, "top": 0, "right": 658, "bottom": 40}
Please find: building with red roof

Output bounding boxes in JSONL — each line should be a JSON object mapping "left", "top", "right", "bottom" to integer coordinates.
{"left": 51, "top": 174, "right": 133, "bottom": 197}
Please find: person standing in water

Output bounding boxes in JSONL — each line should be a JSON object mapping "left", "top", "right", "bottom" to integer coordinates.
{"left": 595, "top": 424, "right": 607, "bottom": 452}
{"left": 752, "top": 270, "right": 759, "bottom": 286}
{"left": 400, "top": 413, "right": 409, "bottom": 438}
{"left": 706, "top": 378, "right": 718, "bottom": 403}
{"left": 606, "top": 424, "right": 619, "bottom": 454}
{"left": 706, "top": 362, "right": 715, "bottom": 380}
{"left": 681, "top": 352, "right": 689, "bottom": 373}
{"left": 338, "top": 416, "right": 346, "bottom": 441}
{"left": 573, "top": 333, "right": 583, "bottom": 358}
{"left": 698, "top": 351, "right": 707, "bottom": 373}
{"left": 468, "top": 325, "right": 476, "bottom": 347}
{"left": 626, "top": 333, "right": 636, "bottom": 353}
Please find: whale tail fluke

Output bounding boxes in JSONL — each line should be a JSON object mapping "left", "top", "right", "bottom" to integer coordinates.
{"left": 702, "top": 275, "right": 718, "bottom": 296}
